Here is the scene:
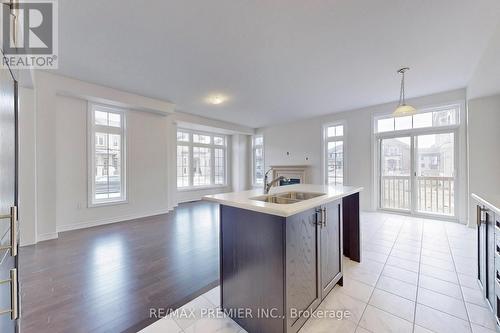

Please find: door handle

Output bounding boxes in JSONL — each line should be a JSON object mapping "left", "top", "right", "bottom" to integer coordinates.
{"left": 0, "top": 206, "right": 18, "bottom": 257}
{"left": 0, "top": 269, "right": 18, "bottom": 320}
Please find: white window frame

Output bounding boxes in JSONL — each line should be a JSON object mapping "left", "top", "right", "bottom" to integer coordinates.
{"left": 372, "top": 104, "right": 461, "bottom": 221}
{"left": 88, "top": 103, "right": 127, "bottom": 207}
{"left": 252, "top": 135, "right": 265, "bottom": 187}
{"left": 323, "top": 122, "right": 346, "bottom": 185}
{"left": 176, "top": 128, "right": 228, "bottom": 190}
{"left": 374, "top": 104, "right": 460, "bottom": 134}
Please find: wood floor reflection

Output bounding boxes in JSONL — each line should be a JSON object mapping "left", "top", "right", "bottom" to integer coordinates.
{"left": 20, "top": 201, "right": 220, "bottom": 333}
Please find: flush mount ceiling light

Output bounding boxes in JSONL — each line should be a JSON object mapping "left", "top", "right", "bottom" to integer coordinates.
{"left": 393, "top": 67, "right": 417, "bottom": 117}
{"left": 206, "top": 94, "right": 227, "bottom": 105}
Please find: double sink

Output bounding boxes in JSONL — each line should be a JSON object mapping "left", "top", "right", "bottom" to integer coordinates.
{"left": 251, "top": 191, "right": 326, "bottom": 204}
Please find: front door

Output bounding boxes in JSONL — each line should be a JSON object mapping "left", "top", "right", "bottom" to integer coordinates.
{"left": 0, "top": 47, "right": 19, "bottom": 332}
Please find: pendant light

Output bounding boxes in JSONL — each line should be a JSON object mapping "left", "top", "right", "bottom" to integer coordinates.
{"left": 393, "top": 67, "right": 416, "bottom": 117}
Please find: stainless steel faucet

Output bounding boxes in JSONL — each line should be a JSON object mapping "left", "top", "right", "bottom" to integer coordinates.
{"left": 264, "top": 169, "right": 290, "bottom": 194}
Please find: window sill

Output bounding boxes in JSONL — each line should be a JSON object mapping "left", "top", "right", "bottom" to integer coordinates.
{"left": 177, "top": 185, "right": 229, "bottom": 192}
{"left": 88, "top": 199, "right": 128, "bottom": 208}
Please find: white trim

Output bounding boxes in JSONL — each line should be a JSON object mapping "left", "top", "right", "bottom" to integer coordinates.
{"left": 374, "top": 125, "right": 460, "bottom": 221}
{"left": 176, "top": 127, "right": 228, "bottom": 189}
{"left": 87, "top": 102, "right": 128, "bottom": 207}
{"left": 252, "top": 134, "right": 265, "bottom": 187}
{"left": 177, "top": 184, "right": 228, "bottom": 192}
{"left": 56, "top": 208, "right": 174, "bottom": 233}
{"left": 36, "top": 232, "right": 59, "bottom": 243}
{"left": 322, "top": 121, "right": 346, "bottom": 185}
{"left": 374, "top": 103, "right": 461, "bottom": 134}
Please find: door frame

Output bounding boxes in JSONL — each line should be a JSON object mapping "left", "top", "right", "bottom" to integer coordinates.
{"left": 375, "top": 126, "right": 460, "bottom": 221}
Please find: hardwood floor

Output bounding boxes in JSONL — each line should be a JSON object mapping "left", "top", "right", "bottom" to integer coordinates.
{"left": 19, "top": 201, "right": 220, "bottom": 333}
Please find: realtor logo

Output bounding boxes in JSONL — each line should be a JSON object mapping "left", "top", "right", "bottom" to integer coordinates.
{"left": 1, "top": 0, "right": 58, "bottom": 69}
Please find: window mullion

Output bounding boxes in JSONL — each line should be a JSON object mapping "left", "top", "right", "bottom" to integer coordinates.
{"left": 189, "top": 145, "right": 193, "bottom": 187}
{"left": 211, "top": 147, "right": 215, "bottom": 185}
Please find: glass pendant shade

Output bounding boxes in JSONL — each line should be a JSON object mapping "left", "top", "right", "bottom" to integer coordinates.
{"left": 393, "top": 104, "right": 417, "bottom": 117}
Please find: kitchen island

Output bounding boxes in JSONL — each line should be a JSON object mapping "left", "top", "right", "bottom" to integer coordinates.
{"left": 204, "top": 184, "right": 363, "bottom": 333}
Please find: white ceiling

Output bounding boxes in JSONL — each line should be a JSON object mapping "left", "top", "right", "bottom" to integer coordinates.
{"left": 56, "top": 0, "right": 500, "bottom": 128}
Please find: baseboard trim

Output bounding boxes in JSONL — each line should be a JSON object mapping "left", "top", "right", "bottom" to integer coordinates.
{"left": 20, "top": 239, "right": 37, "bottom": 247}
{"left": 37, "top": 232, "right": 59, "bottom": 242}
{"left": 56, "top": 207, "right": 175, "bottom": 233}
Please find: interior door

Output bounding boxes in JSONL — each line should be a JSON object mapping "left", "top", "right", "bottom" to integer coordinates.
{"left": 0, "top": 49, "right": 19, "bottom": 332}
{"left": 320, "top": 201, "right": 342, "bottom": 298}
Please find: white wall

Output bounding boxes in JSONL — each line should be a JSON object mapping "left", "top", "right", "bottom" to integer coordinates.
{"left": 27, "top": 71, "right": 176, "bottom": 242}
{"left": 466, "top": 19, "right": 500, "bottom": 226}
{"left": 55, "top": 95, "right": 171, "bottom": 232}
{"left": 258, "top": 89, "right": 468, "bottom": 223}
{"left": 232, "top": 134, "right": 251, "bottom": 192}
{"left": 467, "top": 22, "right": 500, "bottom": 99}
{"left": 467, "top": 95, "right": 500, "bottom": 225}
{"left": 19, "top": 71, "right": 253, "bottom": 244}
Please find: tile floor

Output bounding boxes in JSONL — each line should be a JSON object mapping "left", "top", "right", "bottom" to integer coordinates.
{"left": 140, "top": 212, "right": 497, "bottom": 333}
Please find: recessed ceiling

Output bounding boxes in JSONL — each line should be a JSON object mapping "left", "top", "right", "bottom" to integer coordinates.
{"left": 56, "top": 0, "right": 500, "bottom": 128}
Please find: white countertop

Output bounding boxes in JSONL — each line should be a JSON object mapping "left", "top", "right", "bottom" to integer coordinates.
{"left": 203, "top": 184, "right": 363, "bottom": 217}
{"left": 472, "top": 193, "right": 500, "bottom": 216}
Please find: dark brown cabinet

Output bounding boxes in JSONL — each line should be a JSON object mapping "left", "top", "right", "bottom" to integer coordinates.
{"left": 477, "top": 203, "right": 500, "bottom": 328}
{"left": 220, "top": 197, "right": 347, "bottom": 333}
{"left": 320, "top": 200, "right": 342, "bottom": 297}
{"left": 285, "top": 200, "right": 342, "bottom": 332}
{"left": 285, "top": 207, "right": 321, "bottom": 332}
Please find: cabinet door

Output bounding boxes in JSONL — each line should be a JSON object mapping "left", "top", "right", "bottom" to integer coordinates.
{"left": 320, "top": 200, "right": 342, "bottom": 298}
{"left": 285, "top": 207, "right": 321, "bottom": 332}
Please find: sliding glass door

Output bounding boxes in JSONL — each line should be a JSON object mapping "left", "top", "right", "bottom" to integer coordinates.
{"left": 415, "top": 133, "right": 455, "bottom": 216}
{"left": 379, "top": 131, "right": 457, "bottom": 218}
{"left": 380, "top": 137, "right": 412, "bottom": 211}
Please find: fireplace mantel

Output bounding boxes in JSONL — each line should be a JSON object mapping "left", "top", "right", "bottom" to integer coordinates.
{"left": 270, "top": 165, "right": 310, "bottom": 186}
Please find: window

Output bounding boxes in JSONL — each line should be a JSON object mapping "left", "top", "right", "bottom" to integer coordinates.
{"left": 325, "top": 124, "right": 344, "bottom": 185}
{"left": 375, "top": 105, "right": 459, "bottom": 133}
{"left": 252, "top": 135, "right": 264, "bottom": 185}
{"left": 89, "top": 104, "right": 126, "bottom": 205}
{"left": 176, "top": 129, "right": 227, "bottom": 188}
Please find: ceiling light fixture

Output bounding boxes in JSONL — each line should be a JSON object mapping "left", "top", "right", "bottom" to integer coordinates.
{"left": 206, "top": 94, "right": 227, "bottom": 105}
{"left": 393, "top": 67, "right": 416, "bottom": 117}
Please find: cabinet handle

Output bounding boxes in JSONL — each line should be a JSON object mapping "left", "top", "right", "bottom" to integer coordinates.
{"left": 0, "top": 206, "right": 17, "bottom": 257}
{"left": 496, "top": 220, "right": 500, "bottom": 230}
{"left": 315, "top": 208, "right": 322, "bottom": 226}
{"left": 322, "top": 207, "right": 327, "bottom": 227}
{"left": 0, "top": 269, "right": 18, "bottom": 320}
{"left": 480, "top": 206, "right": 488, "bottom": 225}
